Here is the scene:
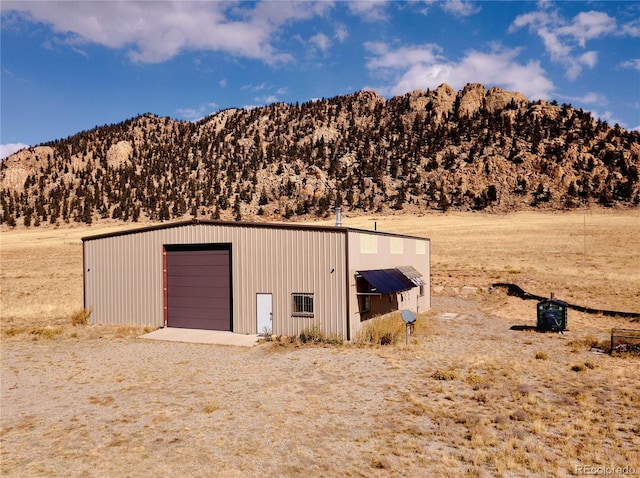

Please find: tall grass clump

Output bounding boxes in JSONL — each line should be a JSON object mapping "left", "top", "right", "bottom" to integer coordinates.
{"left": 30, "top": 327, "right": 63, "bottom": 339}
{"left": 356, "top": 313, "right": 407, "bottom": 346}
{"left": 299, "top": 325, "right": 344, "bottom": 345}
{"left": 71, "top": 308, "right": 92, "bottom": 326}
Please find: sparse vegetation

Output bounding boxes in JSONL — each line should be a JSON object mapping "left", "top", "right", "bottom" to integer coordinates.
{"left": 1, "top": 211, "right": 639, "bottom": 477}
{"left": 298, "top": 324, "right": 326, "bottom": 344}
{"left": 568, "top": 335, "right": 611, "bottom": 352}
{"left": 431, "top": 369, "right": 460, "bottom": 381}
{"left": 269, "top": 326, "right": 344, "bottom": 347}
{"left": 356, "top": 312, "right": 408, "bottom": 346}
{"left": 298, "top": 324, "right": 344, "bottom": 345}
{"left": 29, "top": 326, "right": 63, "bottom": 339}
{"left": 202, "top": 402, "right": 221, "bottom": 414}
{"left": 70, "top": 308, "right": 91, "bottom": 326}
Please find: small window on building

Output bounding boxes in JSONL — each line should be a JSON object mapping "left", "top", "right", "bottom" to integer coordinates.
{"left": 292, "top": 293, "right": 314, "bottom": 317}
{"left": 360, "top": 295, "right": 371, "bottom": 313}
{"left": 419, "top": 284, "right": 425, "bottom": 297}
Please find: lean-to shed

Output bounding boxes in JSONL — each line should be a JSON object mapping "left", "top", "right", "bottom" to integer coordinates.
{"left": 82, "top": 219, "right": 430, "bottom": 341}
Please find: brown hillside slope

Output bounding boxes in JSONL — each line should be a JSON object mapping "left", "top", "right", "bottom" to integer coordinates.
{"left": 1, "top": 84, "right": 639, "bottom": 228}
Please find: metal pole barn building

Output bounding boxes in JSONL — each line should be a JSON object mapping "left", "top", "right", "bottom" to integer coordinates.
{"left": 82, "top": 219, "right": 430, "bottom": 341}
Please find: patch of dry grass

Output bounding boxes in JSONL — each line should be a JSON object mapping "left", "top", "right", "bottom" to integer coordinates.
{"left": 70, "top": 308, "right": 92, "bottom": 326}
{"left": 356, "top": 311, "right": 407, "bottom": 345}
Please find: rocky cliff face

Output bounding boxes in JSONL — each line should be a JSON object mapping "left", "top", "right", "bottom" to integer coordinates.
{"left": 1, "top": 83, "right": 638, "bottom": 227}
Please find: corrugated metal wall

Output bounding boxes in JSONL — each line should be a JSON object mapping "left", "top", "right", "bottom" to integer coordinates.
{"left": 83, "top": 223, "right": 348, "bottom": 337}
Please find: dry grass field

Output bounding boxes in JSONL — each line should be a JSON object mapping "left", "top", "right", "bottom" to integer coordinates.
{"left": 1, "top": 210, "right": 639, "bottom": 477}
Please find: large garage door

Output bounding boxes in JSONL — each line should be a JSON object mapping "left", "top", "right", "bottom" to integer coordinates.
{"left": 165, "top": 245, "right": 232, "bottom": 331}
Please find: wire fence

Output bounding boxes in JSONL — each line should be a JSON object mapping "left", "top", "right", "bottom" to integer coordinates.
{"left": 610, "top": 328, "right": 640, "bottom": 355}
{"left": 492, "top": 283, "right": 640, "bottom": 319}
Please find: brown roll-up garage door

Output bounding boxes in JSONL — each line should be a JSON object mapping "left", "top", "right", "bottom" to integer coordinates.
{"left": 165, "top": 245, "right": 232, "bottom": 331}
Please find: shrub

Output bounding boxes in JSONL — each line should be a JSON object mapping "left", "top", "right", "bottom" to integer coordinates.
{"left": 465, "top": 374, "right": 485, "bottom": 385}
{"left": 509, "top": 409, "right": 529, "bottom": 422}
{"left": 299, "top": 325, "right": 326, "bottom": 344}
{"left": 535, "top": 351, "right": 548, "bottom": 360}
{"left": 71, "top": 308, "right": 92, "bottom": 326}
{"left": 571, "top": 363, "right": 587, "bottom": 372}
{"left": 568, "top": 335, "right": 609, "bottom": 352}
{"left": 260, "top": 326, "right": 273, "bottom": 342}
{"left": 356, "top": 313, "right": 406, "bottom": 346}
{"left": 431, "top": 369, "right": 459, "bottom": 381}
{"left": 30, "top": 327, "right": 63, "bottom": 339}
{"left": 3, "top": 327, "right": 27, "bottom": 337}
{"left": 299, "top": 325, "right": 343, "bottom": 346}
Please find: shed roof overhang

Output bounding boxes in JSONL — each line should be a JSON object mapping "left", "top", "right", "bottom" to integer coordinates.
{"left": 396, "top": 265, "right": 426, "bottom": 286}
{"left": 357, "top": 268, "right": 416, "bottom": 294}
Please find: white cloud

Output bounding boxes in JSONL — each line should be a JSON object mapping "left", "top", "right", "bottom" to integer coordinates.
{"left": 176, "top": 100, "right": 222, "bottom": 121}
{"left": 560, "top": 91, "right": 607, "bottom": 105}
{"left": 1, "top": 1, "right": 332, "bottom": 64}
{"left": 621, "top": 59, "right": 640, "bottom": 71}
{"left": 589, "top": 109, "right": 627, "bottom": 128}
{"left": 622, "top": 18, "right": 640, "bottom": 37}
{"left": 578, "top": 51, "right": 598, "bottom": 69}
{"left": 334, "top": 24, "right": 348, "bottom": 42}
{"left": 366, "top": 43, "right": 554, "bottom": 100}
{"left": 511, "top": 6, "right": 617, "bottom": 80}
{"left": 310, "top": 33, "right": 331, "bottom": 52}
{"left": 176, "top": 107, "right": 205, "bottom": 121}
{"left": 417, "top": 0, "right": 480, "bottom": 17}
{"left": 242, "top": 82, "right": 270, "bottom": 92}
{"left": 556, "top": 11, "right": 616, "bottom": 47}
{"left": 1, "top": 143, "right": 29, "bottom": 159}
{"left": 243, "top": 94, "right": 280, "bottom": 109}
{"left": 565, "top": 50, "right": 598, "bottom": 81}
{"left": 346, "top": 1, "right": 389, "bottom": 22}
{"left": 440, "top": 0, "right": 480, "bottom": 17}
{"left": 538, "top": 28, "right": 571, "bottom": 61}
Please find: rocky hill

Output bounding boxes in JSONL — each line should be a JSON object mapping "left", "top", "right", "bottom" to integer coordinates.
{"left": 1, "top": 83, "right": 639, "bottom": 227}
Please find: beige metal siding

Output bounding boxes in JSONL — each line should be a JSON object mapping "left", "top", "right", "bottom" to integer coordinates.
{"left": 84, "top": 230, "right": 164, "bottom": 328}
{"left": 347, "top": 230, "right": 430, "bottom": 340}
{"left": 84, "top": 223, "right": 348, "bottom": 337}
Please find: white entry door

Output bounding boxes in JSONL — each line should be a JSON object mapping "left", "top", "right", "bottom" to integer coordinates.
{"left": 256, "top": 293, "right": 273, "bottom": 335}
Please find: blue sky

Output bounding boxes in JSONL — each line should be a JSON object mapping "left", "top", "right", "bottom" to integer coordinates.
{"left": 1, "top": 1, "right": 639, "bottom": 159}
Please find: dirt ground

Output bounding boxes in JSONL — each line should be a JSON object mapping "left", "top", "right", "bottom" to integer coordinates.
{"left": 1, "top": 211, "right": 639, "bottom": 477}
{"left": 2, "top": 292, "right": 639, "bottom": 478}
